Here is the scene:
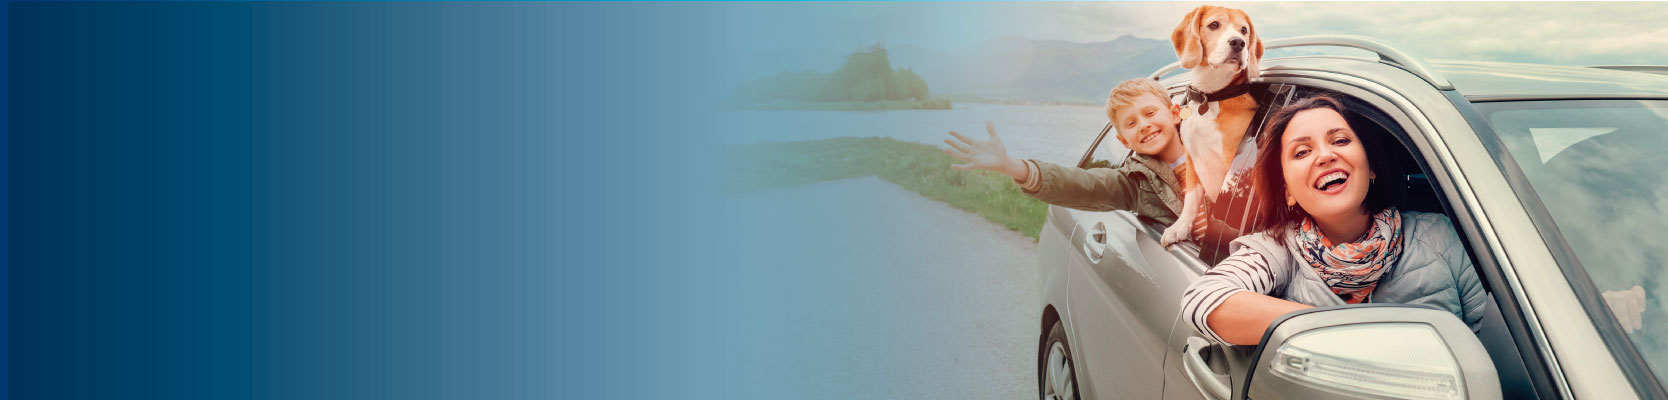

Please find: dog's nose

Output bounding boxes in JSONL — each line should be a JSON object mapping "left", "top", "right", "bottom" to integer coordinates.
{"left": 1229, "top": 38, "right": 1245, "bottom": 51}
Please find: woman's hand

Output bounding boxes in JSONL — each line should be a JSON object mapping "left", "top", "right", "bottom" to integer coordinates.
{"left": 944, "top": 122, "right": 1030, "bottom": 181}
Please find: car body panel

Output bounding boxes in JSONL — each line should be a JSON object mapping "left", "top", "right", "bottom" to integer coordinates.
{"left": 1055, "top": 209, "right": 1173, "bottom": 399}
{"left": 1253, "top": 65, "right": 1632, "bottom": 400}
{"left": 1253, "top": 59, "right": 1641, "bottom": 399}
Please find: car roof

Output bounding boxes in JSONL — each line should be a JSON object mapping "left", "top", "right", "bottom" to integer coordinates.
{"left": 1226, "top": 56, "right": 1668, "bottom": 102}
{"left": 1430, "top": 59, "right": 1668, "bottom": 101}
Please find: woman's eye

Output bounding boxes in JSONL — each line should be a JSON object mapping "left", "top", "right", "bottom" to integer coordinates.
{"left": 1293, "top": 148, "right": 1310, "bottom": 159}
{"left": 1332, "top": 138, "right": 1351, "bottom": 146}
{"left": 1145, "top": 110, "right": 1155, "bottom": 117}
{"left": 1208, "top": 22, "right": 1220, "bottom": 30}
{"left": 1240, "top": 27, "right": 1249, "bottom": 34}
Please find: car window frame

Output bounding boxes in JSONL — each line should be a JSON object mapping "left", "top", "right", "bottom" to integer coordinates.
{"left": 1081, "top": 75, "right": 1568, "bottom": 397}
{"left": 1089, "top": 82, "right": 1298, "bottom": 270}
{"left": 1264, "top": 75, "right": 1569, "bottom": 400}
{"left": 1066, "top": 83, "right": 1294, "bottom": 277}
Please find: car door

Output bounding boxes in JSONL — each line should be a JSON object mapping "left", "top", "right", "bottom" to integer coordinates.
{"left": 1051, "top": 124, "right": 1181, "bottom": 400}
{"left": 1155, "top": 83, "right": 1296, "bottom": 400}
{"left": 1052, "top": 82, "right": 1295, "bottom": 400}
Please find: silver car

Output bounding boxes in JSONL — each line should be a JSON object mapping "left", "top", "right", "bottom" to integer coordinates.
{"left": 1036, "top": 35, "right": 1668, "bottom": 400}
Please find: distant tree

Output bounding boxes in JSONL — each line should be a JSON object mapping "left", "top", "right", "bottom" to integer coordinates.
{"left": 739, "top": 43, "right": 943, "bottom": 108}
{"left": 894, "top": 68, "right": 929, "bottom": 101}
{"left": 851, "top": 79, "right": 886, "bottom": 102}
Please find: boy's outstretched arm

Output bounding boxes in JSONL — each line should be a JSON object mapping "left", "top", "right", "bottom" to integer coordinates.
{"left": 944, "top": 122, "right": 1145, "bottom": 213}
{"left": 943, "top": 121, "right": 1032, "bottom": 181}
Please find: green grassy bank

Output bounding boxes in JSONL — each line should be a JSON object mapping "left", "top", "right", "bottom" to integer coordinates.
{"left": 724, "top": 136, "right": 1049, "bottom": 239}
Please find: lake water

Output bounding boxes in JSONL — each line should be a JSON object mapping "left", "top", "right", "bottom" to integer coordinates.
{"left": 718, "top": 103, "right": 1127, "bottom": 166}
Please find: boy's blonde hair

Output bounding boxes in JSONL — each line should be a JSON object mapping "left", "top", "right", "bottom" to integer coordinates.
{"left": 1104, "top": 78, "right": 1172, "bottom": 122}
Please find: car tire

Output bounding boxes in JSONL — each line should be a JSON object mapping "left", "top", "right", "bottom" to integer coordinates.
{"left": 1039, "top": 321, "right": 1080, "bottom": 400}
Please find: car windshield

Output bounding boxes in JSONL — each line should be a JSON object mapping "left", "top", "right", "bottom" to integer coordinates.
{"left": 1477, "top": 99, "right": 1668, "bottom": 386}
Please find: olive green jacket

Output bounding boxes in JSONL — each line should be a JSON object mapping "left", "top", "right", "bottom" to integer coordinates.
{"left": 1021, "top": 155, "right": 1186, "bottom": 226}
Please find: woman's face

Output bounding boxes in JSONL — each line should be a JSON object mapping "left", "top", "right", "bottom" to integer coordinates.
{"left": 1280, "top": 108, "right": 1374, "bottom": 224}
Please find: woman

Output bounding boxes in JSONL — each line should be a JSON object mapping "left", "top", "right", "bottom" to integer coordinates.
{"left": 1179, "top": 95, "right": 1487, "bottom": 345}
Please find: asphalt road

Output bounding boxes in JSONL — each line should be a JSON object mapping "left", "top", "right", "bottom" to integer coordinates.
{"left": 721, "top": 176, "right": 1040, "bottom": 398}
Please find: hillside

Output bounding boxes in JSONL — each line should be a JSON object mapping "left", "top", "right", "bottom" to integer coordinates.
{"left": 889, "top": 35, "right": 1177, "bottom": 104}
{"left": 736, "top": 45, "right": 951, "bottom": 110}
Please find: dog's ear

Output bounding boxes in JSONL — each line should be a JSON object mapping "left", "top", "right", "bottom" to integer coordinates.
{"left": 1171, "top": 7, "right": 1206, "bottom": 70}
{"left": 1245, "top": 10, "right": 1264, "bottom": 79}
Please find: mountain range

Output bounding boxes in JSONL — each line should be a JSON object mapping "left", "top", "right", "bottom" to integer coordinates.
{"left": 887, "top": 35, "right": 1178, "bottom": 105}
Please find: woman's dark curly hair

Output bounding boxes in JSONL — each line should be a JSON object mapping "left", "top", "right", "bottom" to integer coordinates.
{"left": 1246, "top": 95, "right": 1404, "bottom": 236}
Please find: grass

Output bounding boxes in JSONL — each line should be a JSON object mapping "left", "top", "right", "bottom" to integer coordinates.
{"left": 731, "top": 98, "right": 953, "bottom": 111}
{"left": 724, "top": 136, "right": 1049, "bottom": 239}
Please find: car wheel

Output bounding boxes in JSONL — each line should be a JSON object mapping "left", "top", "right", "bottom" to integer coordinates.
{"left": 1040, "top": 321, "right": 1080, "bottom": 400}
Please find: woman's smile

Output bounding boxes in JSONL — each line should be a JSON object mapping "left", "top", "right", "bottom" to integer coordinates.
{"left": 1312, "top": 168, "right": 1350, "bottom": 194}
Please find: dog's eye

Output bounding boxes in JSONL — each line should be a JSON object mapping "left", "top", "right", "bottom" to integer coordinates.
{"left": 1207, "top": 21, "right": 1221, "bottom": 30}
{"left": 1240, "top": 26, "right": 1249, "bottom": 35}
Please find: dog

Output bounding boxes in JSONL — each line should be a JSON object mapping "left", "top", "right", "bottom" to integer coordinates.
{"left": 1161, "top": 5, "right": 1264, "bottom": 246}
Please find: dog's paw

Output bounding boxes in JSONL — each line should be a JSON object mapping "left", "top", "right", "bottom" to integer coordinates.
{"left": 1161, "top": 219, "right": 1193, "bottom": 246}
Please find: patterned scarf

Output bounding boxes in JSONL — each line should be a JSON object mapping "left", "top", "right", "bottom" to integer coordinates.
{"left": 1293, "top": 208, "right": 1404, "bottom": 304}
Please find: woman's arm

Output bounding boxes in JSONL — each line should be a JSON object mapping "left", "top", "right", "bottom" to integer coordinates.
{"left": 1206, "top": 292, "right": 1312, "bottom": 345}
{"left": 1181, "top": 245, "right": 1312, "bottom": 345}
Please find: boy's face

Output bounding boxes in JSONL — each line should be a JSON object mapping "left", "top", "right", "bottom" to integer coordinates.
{"left": 1113, "top": 93, "right": 1182, "bottom": 156}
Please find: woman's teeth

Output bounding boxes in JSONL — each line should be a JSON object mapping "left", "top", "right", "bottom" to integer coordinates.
{"left": 1315, "top": 171, "right": 1348, "bottom": 190}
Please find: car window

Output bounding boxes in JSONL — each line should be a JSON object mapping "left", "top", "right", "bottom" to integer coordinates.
{"left": 1083, "top": 121, "right": 1133, "bottom": 170}
{"left": 1477, "top": 99, "right": 1668, "bottom": 388}
{"left": 1192, "top": 83, "right": 1293, "bottom": 263}
{"left": 1074, "top": 84, "right": 1290, "bottom": 264}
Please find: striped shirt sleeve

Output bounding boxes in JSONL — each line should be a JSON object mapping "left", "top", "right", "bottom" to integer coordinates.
{"left": 1180, "top": 245, "right": 1284, "bottom": 344}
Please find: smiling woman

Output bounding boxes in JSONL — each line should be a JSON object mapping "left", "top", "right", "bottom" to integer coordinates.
{"left": 1178, "top": 95, "right": 1488, "bottom": 346}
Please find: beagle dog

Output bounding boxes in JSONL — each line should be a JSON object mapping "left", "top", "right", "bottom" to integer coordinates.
{"left": 1161, "top": 5, "right": 1265, "bottom": 246}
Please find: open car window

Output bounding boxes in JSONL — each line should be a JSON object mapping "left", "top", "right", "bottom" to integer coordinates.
{"left": 1153, "top": 83, "right": 1296, "bottom": 264}
{"left": 1186, "top": 86, "right": 1454, "bottom": 261}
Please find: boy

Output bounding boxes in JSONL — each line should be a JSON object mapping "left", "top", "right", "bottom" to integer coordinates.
{"left": 943, "top": 78, "right": 1193, "bottom": 228}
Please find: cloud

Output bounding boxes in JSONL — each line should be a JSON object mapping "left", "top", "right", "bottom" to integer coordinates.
{"left": 1212, "top": 3, "right": 1668, "bottom": 65}
{"left": 840, "top": 2, "right": 1668, "bottom": 66}
{"left": 716, "top": 2, "right": 1668, "bottom": 79}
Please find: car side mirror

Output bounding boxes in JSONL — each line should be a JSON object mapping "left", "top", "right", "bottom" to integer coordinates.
{"left": 1246, "top": 304, "right": 1500, "bottom": 400}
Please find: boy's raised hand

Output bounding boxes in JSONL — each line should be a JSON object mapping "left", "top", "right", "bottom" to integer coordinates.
{"left": 944, "top": 122, "right": 1029, "bottom": 180}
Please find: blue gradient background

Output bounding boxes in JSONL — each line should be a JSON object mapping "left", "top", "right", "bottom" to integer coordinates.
{"left": 8, "top": 2, "right": 778, "bottom": 398}
{"left": 13, "top": 2, "right": 1668, "bottom": 399}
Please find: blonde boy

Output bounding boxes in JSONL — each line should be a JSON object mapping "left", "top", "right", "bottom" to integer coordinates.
{"left": 943, "top": 78, "right": 1192, "bottom": 226}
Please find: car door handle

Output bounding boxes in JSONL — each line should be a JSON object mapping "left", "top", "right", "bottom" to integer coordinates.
{"left": 1182, "top": 336, "right": 1232, "bottom": 400}
{"left": 1081, "top": 221, "right": 1107, "bottom": 263}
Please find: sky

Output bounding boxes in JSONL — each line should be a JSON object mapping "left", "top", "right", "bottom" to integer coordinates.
{"left": 721, "top": 2, "right": 1668, "bottom": 75}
